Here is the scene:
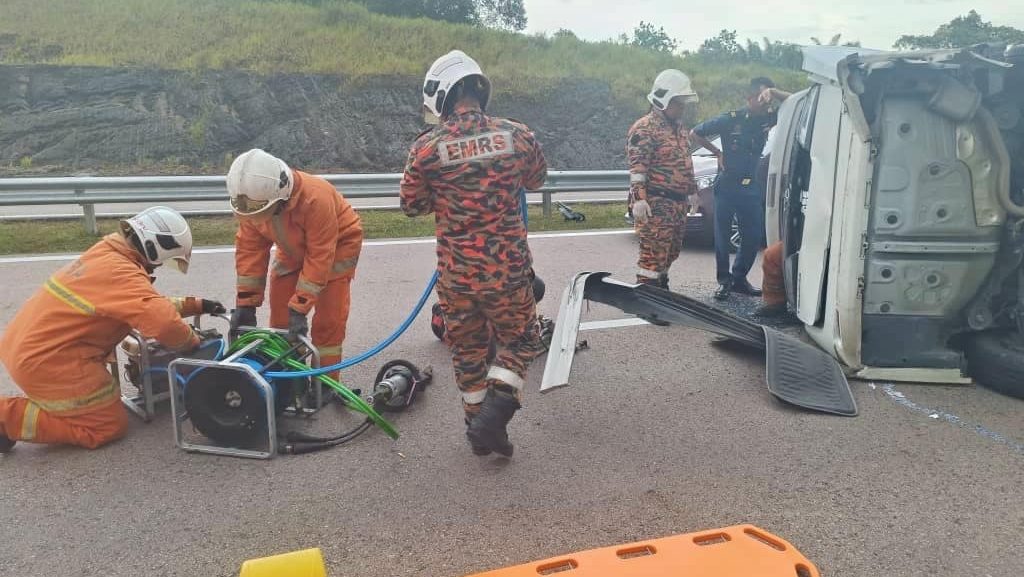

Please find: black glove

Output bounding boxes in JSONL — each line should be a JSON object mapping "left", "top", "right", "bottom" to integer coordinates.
{"left": 201, "top": 299, "right": 227, "bottom": 315}
{"left": 230, "top": 306, "right": 257, "bottom": 336}
{"left": 288, "top": 308, "right": 309, "bottom": 341}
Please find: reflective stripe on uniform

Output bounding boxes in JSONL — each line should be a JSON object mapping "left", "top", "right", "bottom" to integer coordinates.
{"left": 271, "top": 260, "right": 297, "bottom": 277}
{"left": 271, "top": 214, "right": 299, "bottom": 262}
{"left": 169, "top": 296, "right": 187, "bottom": 314}
{"left": 44, "top": 277, "right": 96, "bottom": 316}
{"left": 637, "top": 267, "right": 662, "bottom": 279}
{"left": 165, "top": 326, "right": 199, "bottom": 352}
{"left": 317, "top": 344, "right": 343, "bottom": 358}
{"left": 486, "top": 366, "right": 525, "bottom": 390}
{"left": 237, "top": 275, "right": 267, "bottom": 288}
{"left": 29, "top": 381, "right": 119, "bottom": 414}
{"left": 20, "top": 403, "right": 40, "bottom": 440}
{"left": 331, "top": 256, "right": 359, "bottom": 275}
{"left": 462, "top": 388, "right": 488, "bottom": 405}
{"left": 297, "top": 278, "right": 324, "bottom": 296}
{"left": 630, "top": 173, "right": 647, "bottom": 183}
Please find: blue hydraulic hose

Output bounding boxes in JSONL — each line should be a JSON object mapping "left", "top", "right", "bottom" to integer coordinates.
{"left": 142, "top": 337, "right": 226, "bottom": 384}
{"left": 263, "top": 271, "right": 439, "bottom": 379}
{"left": 520, "top": 187, "right": 529, "bottom": 228}
{"left": 261, "top": 188, "right": 525, "bottom": 380}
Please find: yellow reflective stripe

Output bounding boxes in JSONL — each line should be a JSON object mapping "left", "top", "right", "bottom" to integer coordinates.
{"left": 270, "top": 262, "right": 294, "bottom": 280}
{"left": 169, "top": 296, "right": 187, "bottom": 314}
{"left": 297, "top": 278, "right": 324, "bottom": 296}
{"left": 331, "top": 256, "right": 359, "bottom": 275}
{"left": 317, "top": 344, "right": 343, "bottom": 357}
{"left": 238, "top": 275, "right": 267, "bottom": 288}
{"left": 30, "top": 381, "right": 119, "bottom": 414}
{"left": 44, "top": 277, "right": 96, "bottom": 316}
{"left": 164, "top": 325, "right": 198, "bottom": 352}
{"left": 271, "top": 214, "right": 298, "bottom": 262}
{"left": 20, "top": 403, "right": 40, "bottom": 440}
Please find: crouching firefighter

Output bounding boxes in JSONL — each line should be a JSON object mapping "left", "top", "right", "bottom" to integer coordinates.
{"left": 226, "top": 149, "right": 364, "bottom": 379}
{"left": 627, "top": 69, "right": 699, "bottom": 288}
{"left": 402, "top": 50, "right": 548, "bottom": 457}
{"left": 0, "top": 207, "right": 225, "bottom": 451}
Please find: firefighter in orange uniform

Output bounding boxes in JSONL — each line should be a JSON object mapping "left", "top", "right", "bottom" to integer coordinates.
{"left": 227, "top": 149, "right": 363, "bottom": 376}
{"left": 0, "top": 207, "right": 223, "bottom": 451}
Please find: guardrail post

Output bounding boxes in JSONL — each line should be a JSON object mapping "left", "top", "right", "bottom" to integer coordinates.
{"left": 78, "top": 190, "right": 98, "bottom": 235}
{"left": 542, "top": 192, "right": 552, "bottom": 218}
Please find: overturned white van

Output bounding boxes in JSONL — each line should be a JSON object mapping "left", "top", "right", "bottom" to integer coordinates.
{"left": 766, "top": 45, "right": 1024, "bottom": 396}
{"left": 542, "top": 45, "right": 1024, "bottom": 408}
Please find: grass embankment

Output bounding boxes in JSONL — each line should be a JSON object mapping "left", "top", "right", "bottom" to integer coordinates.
{"left": 0, "top": 203, "right": 629, "bottom": 255}
{"left": 0, "top": 0, "right": 803, "bottom": 115}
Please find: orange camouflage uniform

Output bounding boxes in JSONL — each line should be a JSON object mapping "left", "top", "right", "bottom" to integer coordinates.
{"left": 400, "top": 104, "right": 547, "bottom": 416}
{"left": 627, "top": 109, "right": 695, "bottom": 286}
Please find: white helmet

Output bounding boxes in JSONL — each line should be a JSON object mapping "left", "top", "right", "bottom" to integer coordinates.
{"left": 422, "top": 50, "right": 491, "bottom": 121}
{"left": 647, "top": 69, "right": 699, "bottom": 110}
{"left": 120, "top": 206, "right": 193, "bottom": 274}
{"left": 226, "top": 149, "right": 294, "bottom": 217}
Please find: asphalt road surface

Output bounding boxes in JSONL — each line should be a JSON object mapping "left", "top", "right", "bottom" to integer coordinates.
{"left": 0, "top": 230, "right": 1021, "bottom": 577}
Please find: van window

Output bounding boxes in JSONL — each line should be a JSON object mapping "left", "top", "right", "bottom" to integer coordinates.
{"left": 780, "top": 85, "right": 820, "bottom": 251}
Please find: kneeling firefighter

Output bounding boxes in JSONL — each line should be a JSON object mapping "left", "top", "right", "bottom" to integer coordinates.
{"left": 401, "top": 50, "right": 549, "bottom": 457}
{"left": 226, "top": 149, "right": 364, "bottom": 380}
{"left": 0, "top": 207, "right": 225, "bottom": 451}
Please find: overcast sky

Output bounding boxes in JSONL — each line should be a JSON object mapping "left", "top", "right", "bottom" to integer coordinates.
{"left": 523, "top": 1, "right": 1024, "bottom": 51}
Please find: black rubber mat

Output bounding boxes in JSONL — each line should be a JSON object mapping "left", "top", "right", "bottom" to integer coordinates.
{"left": 763, "top": 327, "right": 858, "bottom": 416}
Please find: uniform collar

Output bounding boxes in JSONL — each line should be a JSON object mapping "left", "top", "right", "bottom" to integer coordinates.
{"left": 102, "top": 233, "right": 149, "bottom": 269}
{"left": 280, "top": 170, "right": 305, "bottom": 214}
{"left": 650, "top": 108, "right": 670, "bottom": 127}
{"left": 651, "top": 108, "right": 684, "bottom": 131}
{"left": 449, "top": 103, "right": 484, "bottom": 119}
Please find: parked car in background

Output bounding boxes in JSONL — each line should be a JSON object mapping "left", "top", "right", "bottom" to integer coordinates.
{"left": 625, "top": 137, "right": 732, "bottom": 249}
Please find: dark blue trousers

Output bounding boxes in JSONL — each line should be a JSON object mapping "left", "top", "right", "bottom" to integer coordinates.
{"left": 714, "top": 190, "right": 764, "bottom": 284}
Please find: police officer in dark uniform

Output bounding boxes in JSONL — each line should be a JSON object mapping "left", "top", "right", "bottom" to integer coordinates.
{"left": 691, "top": 77, "right": 783, "bottom": 300}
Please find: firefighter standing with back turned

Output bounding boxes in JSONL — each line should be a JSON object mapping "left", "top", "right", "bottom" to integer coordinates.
{"left": 627, "top": 69, "right": 699, "bottom": 288}
{"left": 401, "top": 50, "right": 548, "bottom": 457}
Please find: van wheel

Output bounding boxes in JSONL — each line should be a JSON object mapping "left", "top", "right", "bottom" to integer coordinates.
{"left": 965, "top": 330, "right": 1024, "bottom": 399}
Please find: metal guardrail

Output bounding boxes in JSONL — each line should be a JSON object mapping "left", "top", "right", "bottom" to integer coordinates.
{"left": 0, "top": 171, "right": 629, "bottom": 233}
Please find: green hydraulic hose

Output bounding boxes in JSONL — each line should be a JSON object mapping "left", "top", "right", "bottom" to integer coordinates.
{"left": 227, "top": 330, "right": 399, "bottom": 440}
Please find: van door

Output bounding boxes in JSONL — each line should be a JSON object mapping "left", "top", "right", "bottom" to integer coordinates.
{"left": 795, "top": 84, "right": 844, "bottom": 325}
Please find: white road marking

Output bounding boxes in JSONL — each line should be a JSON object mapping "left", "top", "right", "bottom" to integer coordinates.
{"left": 0, "top": 229, "right": 634, "bottom": 264}
{"left": 579, "top": 318, "right": 650, "bottom": 331}
{"left": 880, "top": 383, "right": 1024, "bottom": 456}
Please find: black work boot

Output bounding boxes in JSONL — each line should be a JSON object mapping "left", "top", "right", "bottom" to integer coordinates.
{"left": 714, "top": 279, "right": 733, "bottom": 301}
{"left": 0, "top": 433, "right": 16, "bottom": 454}
{"left": 464, "top": 416, "right": 492, "bottom": 456}
{"left": 732, "top": 278, "right": 763, "bottom": 297}
{"left": 466, "top": 388, "right": 520, "bottom": 457}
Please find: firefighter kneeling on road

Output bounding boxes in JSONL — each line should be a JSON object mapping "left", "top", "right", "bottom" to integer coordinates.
{"left": 226, "top": 149, "right": 364, "bottom": 379}
{"left": 0, "top": 207, "right": 225, "bottom": 451}
{"left": 627, "top": 69, "right": 699, "bottom": 288}
{"left": 401, "top": 50, "right": 548, "bottom": 457}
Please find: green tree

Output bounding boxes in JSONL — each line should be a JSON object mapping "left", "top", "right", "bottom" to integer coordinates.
{"left": 698, "top": 29, "right": 744, "bottom": 61}
{"left": 809, "top": 33, "right": 860, "bottom": 47}
{"left": 477, "top": 0, "right": 527, "bottom": 31}
{"left": 351, "top": 0, "right": 527, "bottom": 29}
{"left": 759, "top": 37, "right": 804, "bottom": 69}
{"left": 895, "top": 10, "right": 1024, "bottom": 49}
{"left": 630, "top": 21, "right": 678, "bottom": 53}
